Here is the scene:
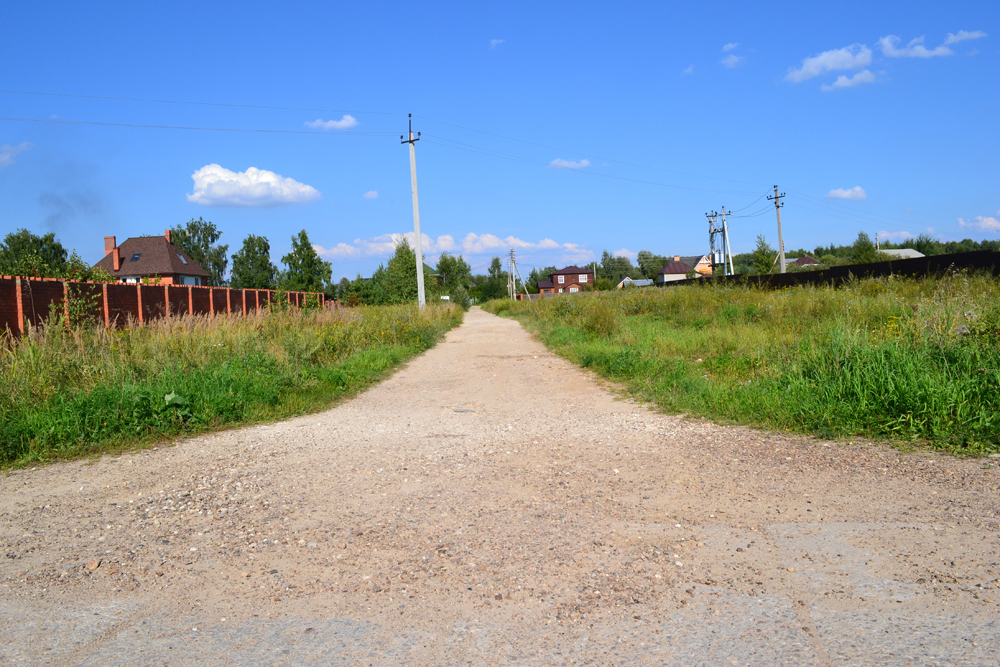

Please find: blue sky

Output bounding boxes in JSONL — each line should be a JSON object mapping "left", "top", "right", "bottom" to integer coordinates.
{"left": 1, "top": 1, "right": 997, "bottom": 279}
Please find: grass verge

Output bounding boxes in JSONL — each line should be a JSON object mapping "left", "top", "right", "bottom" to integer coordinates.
{"left": 485, "top": 273, "right": 1000, "bottom": 455}
{"left": 0, "top": 303, "right": 462, "bottom": 466}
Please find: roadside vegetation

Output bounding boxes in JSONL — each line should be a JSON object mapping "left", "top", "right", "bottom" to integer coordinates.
{"left": 0, "top": 303, "right": 462, "bottom": 466}
{"left": 485, "top": 272, "right": 1000, "bottom": 454}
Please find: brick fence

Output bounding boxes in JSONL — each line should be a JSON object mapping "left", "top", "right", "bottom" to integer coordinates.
{"left": 0, "top": 277, "right": 326, "bottom": 336}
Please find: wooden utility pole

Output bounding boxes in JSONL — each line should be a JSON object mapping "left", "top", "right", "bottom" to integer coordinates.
{"left": 401, "top": 114, "right": 426, "bottom": 308}
{"left": 768, "top": 185, "right": 787, "bottom": 274}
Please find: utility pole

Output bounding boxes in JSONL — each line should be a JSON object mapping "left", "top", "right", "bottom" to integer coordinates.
{"left": 707, "top": 210, "right": 734, "bottom": 276}
{"left": 767, "top": 185, "right": 787, "bottom": 274}
{"left": 401, "top": 114, "right": 426, "bottom": 308}
{"left": 508, "top": 249, "right": 514, "bottom": 300}
{"left": 719, "top": 207, "right": 734, "bottom": 276}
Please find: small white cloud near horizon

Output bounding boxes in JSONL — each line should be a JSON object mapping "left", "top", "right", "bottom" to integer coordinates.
{"left": 314, "top": 232, "right": 594, "bottom": 264}
{"left": 305, "top": 114, "right": 359, "bottom": 130}
{"left": 363, "top": 190, "right": 378, "bottom": 200}
{"left": 827, "top": 186, "right": 867, "bottom": 201}
{"left": 0, "top": 141, "right": 33, "bottom": 168}
{"left": 877, "top": 230, "right": 914, "bottom": 242}
{"left": 681, "top": 65, "right": 695, "bottom": 75}
{"left": 879, "top": 35, "right": 952, "bottom": 58}
{"left": 187, "top": 164, "right": 321, "bottom": 207}
{"left": 723, "top": 42, "right": 739, "bottom": 52}
{"left": 613, "top": 248, "right": 638, "bottom": 261}
{"left": 549, "top": 158, "right": 591, "bottom": 169}
{"left": 490, "top": 39, "right": 505, "bottom": 48}
{"left": 786, "top": 44, "right": 871, "bottom": 83}
{"left": 720, "top": 54, "right": 744, "bottom": 68}
{"left": 957, "top": 210, "right": 1000, "bottom": 232}
{"left": 945, "top": 30, "right": 987, "bottom": 45}
{"left": 822, "top": 70, "right": 876, "bottom": 91}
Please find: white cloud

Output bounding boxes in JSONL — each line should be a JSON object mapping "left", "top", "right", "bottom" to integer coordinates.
{"left": 826, "top": 186, "right": 867, "bottom": 200}
{"left": 877, "top": 230, "right": 914, "bottom": 242}
{"left": 944, "top": 30, "right": 987, "bottom": 45}
{"left": 0, "top": 141, "right": 33, "bottom": 168}
{"left": 304, "top": 115, "right": 359, "bottom": 130}
{"left": 363, "top": 190, "right": 378, "bottom": 200}
{"left": 958, "top": 211, "right": 1000, "bottom": 232}
{"left": 785, "top": 44, "right": 871, "bottom": 83}
{"left": 878, "top": 35, "right": 951, "bottom": 58}
{"left": 720, "top": 54, "right": 744, "bottom": 68}
{"left": 723, "top": 42, "right": 739, "bottom": 52}
{"left": 681, "top": 65, "right": 695, "bottom": 75}
{"left": 549, "top": 158, "right": 590, "bottom": 169}
{"left": 821, "top": 70, "right": 876, "bottom": 90}
{"left": 612, "top": 248, "right": 638, "bottom": 261}
{"left": 315, "top": 232, "right": 593, "bottom": 263}
{"left": 490, "top": 39, "right": 505, "bottom": 48}
{"left": 187, "top": 164, "right": 321, "bottom": 207}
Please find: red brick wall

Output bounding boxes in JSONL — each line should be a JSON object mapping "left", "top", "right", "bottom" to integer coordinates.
{"left": 0, "top": 278, "right": 321, "bottom": 336}
{"left": 191, "top": 287, "right": 211, "bottom": 315}
{"left": 0, "top": 278, "right": 19, "bottom": 334}
{"left": 107, "top": 282, "right": 139, "bottom": 328}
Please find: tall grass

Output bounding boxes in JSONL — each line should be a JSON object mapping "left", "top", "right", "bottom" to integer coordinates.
{"left": 486, "top": 273, "right": 1000, "bottom": 453}
{"left": 0, "top": 304, "right": 462, "bottom": 465}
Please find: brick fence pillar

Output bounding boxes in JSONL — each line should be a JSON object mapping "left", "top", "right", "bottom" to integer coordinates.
{"left": 102, "top": 282, "right": 110, "bottom": 328}
{"left": 136, "top": 284, "right": 144, "bottom": 326}
{"left": 209, "top": 288, "right": 214, "bottom": 317}
{"left": 15, "top": 277, "right": 24, "bottom": 336}
{"left": 242, "top": 289, "right": 246, "bottom": 314}
{"left": 164, "top": 284, "right": 170, "bottom": 317}
{"left": 226, "top": 288, "right": 231, "bottom": 314}
{"left": 188, "top": 286, "right": 193, "bottom": 315}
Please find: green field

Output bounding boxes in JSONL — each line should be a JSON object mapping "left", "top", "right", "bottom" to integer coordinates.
{"left": 0, "top": 304, "right": 462, "bottom": 466}
{"left": 485, "top": 273, "right": 1000, "bottom": 454}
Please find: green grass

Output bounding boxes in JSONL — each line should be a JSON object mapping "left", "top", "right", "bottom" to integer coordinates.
{"left": 0, "top": 303, "right": 462, "bottom": 466}
{"left": 485, "top": 273, "right": 1000, "bottom": 454}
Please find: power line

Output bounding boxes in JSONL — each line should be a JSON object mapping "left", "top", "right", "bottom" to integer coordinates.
{"left": 0, "top": 116, "right": 397, "bottom": 135}
{"left": 0, "top": 88, "right": 403, "bottom": 116}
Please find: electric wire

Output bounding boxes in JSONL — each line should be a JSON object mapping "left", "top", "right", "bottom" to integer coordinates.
{"left": 0, "top": 88, "right": 403, "bottom": 116}
{"left": 0, "top": 116, "right": 398, "bottom": 135}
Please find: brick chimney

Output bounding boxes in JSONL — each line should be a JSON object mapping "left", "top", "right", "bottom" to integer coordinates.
{"left": 673, "top": 256, "right": 681, "bottom": 261}
{"left": 164, "top": 229, "right": 172, "bottom": 244}
{"left": 113, "top": 247, "right": 121, "bottom": 272}
{"left": 104, "top": 236, "right": 116, "bottom": 256}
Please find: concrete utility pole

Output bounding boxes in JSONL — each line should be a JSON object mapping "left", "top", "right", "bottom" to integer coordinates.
{"left": 768, "top": 185, "right": 787, "bottom": 274}
{"left": 719, "top": 207, "right": 735, "bottom": 276}
{"left": 401, "top": 114, "right": 426, "bottom": 308}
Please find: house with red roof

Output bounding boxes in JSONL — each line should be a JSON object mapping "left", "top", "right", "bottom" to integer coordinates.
{"left": 93, "top": 231, "right": 210, "bottom": 286}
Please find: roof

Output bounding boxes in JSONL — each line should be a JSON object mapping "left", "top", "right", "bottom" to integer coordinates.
{"left": 881, "top": 248, "right": 925, "bottom": 259}
{"left": 549, "top": 266, "right": 593, "bottom": 275}
{"left": 627, "top": 279, "right": 654, "bottom": 287}
{"left": 93, "top": 236, "right": 210, "bottom": 278}
{"left": 536, "top": 280, "right": 554, "bottom": 289}
{"left": 659, "top": 260, "right": 693, "bottom": 275}
{"left": 793, "top": 255, "right": 821, "bottom": 266}
{"left": 677, "top": 255, "right": 708, "bottom": 267}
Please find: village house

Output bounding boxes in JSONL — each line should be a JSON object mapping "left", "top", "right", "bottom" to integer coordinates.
{"left": 657, "top": 255, "right": 712, "bottom": 284}
{"left": 537, "top": 265, "right": 595, "bottom": 294}
{"left": 93, "top": 231, "right": 210, "bottom": 286}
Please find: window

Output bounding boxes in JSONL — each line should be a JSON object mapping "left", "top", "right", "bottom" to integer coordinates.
{"left": 177, "top": 253, "right": 188, "bottom": 265}
{"left": 579, "top": 274, "right": 588, "bottom": 282}
{"left": 557, "top": 275, "right": 565, "bottom": 284}
{"left": 130, "top": 253, "right": 142, "bottom": 262}
{"left": 569, "top": 286, "right": 579, "bottom": 293}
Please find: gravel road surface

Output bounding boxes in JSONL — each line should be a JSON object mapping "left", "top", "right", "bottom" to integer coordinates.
{"left": 2, "top": 307, "right": 998, "bottom": 665}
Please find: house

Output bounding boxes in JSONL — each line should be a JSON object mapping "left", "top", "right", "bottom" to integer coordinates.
{"left": 792, "top": 255, "right": 821, "bottom": 266}
{"left": 657, "top": 255, "right": 712, "bottom": 284}
{"left": 616, "top": 277, "right": 654, "bottom": 289}
{"left": 542, "top": 266, "right": 595, "bottom": 294}
{"left": 93, "top": 231, "right": 210, "bottom": 286}
{"left": 881, "top": 248, "right": 925, "bottom": 260}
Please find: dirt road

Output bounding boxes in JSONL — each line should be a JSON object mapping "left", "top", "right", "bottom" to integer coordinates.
{"left": 2, "top": 307, "right": 998, "bottom": 665}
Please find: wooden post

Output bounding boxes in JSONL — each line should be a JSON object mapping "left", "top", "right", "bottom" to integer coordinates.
{"left": 102, "top": 282, "right": 110, "bottom": 329}
{"left": 15, "top": 277, "right": 24, "bottom": 336}
{"left": 136, "top": 284, "right": 144, "bottom": 326}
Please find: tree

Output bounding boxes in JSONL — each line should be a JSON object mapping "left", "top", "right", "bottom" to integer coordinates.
{"left": 0, "top": 228, "right": 68, "bottom": 276}
{"left": 598, "top": 250, "right": 641, "bottom": 283}
{"left": 230, "top": 234, "right": 277, "bottom": 289}
{"left": 749, "top": 235, "right": 777, "bottom": 275}
{"left": 435, "top": 252, "right": 472, "bottom": 292}
{"left": 170, "top": 217, "right": 229, "bottom": 286}
{"left": 279, "top": 230, "right": 332, "bottom": 293}
{"left": 851, "top": 232, "right": 886, "bottom": 264}
{"left": 636, "top": 250, "right": 669, "bottom": 279}
{"left": 340, "top": 238, "right": 438, "bottom": 305}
